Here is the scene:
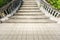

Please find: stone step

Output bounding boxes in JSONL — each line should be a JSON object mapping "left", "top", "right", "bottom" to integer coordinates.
{"left": 20, "top": 8, "right": 38, "bottom": 10}
{"left": 20, "top": 7, "right": 39, "bottom": 10}
{"left": 24, "top": 2, "right": 36, "bottom": 3}
{"left": 23, "top": 0, "right": 35, "bottom": 1}
{"left": 21, "top": 6, "right": 37, "bottom": 8}
{"left": 22, "top": 5, "right": 37, "bottom": 7}
{"left": 23, "top": 2, "right": 36, "bottom": 4}
{"left": 15, "top": 12, "right": 44, "bottom": 14}
{"left": 21, "top": 7, "right": 38, "bottom": 8}
{"left": 10, "top": 17, "right": 48, "bottom": 19}
{"left": 19, "top": 10, "right": 40, "bottom": 12}
{"left": 18, "top": 11, "right": 41, "bottom": 13}
{"left": 23, "top": 3, "right": 37, "bottom": 5}
{"left": 10, "top": 15, "right": 49, "bottom": 19}
{"left": 18, "top": 10, "right": 41, "bottom": 12}
{"left": 14, "top": 14, "right": 44, "bottom": 16}
{"left": 24, "top": 1, "right": 36, "bottom": 2}
{"left": 20, "top": 5, "right": 38, "bottom": 10}
{"left": 3, "top": 19, "right": 56, "bottom": 23}
{"left": 24, "top": 2, "right": 36, "bottom": 4}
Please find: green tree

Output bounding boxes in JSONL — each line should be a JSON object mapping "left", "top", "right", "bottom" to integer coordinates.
{"left": 46, "top": 0, "right": 60, "bottom": 10}
{"left": 0, "top": 0, "right": 12, "bottom": 7}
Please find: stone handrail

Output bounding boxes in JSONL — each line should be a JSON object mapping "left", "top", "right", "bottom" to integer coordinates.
{"left": 0, "top": 0, "right": 23, "bottom": 22}
{"left": 40, "top": 0, "right": 60, "bottom": 18}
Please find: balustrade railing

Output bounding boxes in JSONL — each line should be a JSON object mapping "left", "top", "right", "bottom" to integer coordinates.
{"left": 40, "top": 0, "right": 60, "bottom": 18}
{"left": 0, "top": 0, "right": 23, "bottom": 21}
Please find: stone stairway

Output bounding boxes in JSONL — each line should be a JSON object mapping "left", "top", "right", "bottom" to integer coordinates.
{"left": 0, "top": 0, "right": 60, "bottom": 40}
{"left": 2, "top": 0, "right": 56, "bottom": 23}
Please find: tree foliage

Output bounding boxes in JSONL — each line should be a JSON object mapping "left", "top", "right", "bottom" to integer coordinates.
{"left": 46, "top": 0, "right": 60, "bottom": 10}
{"left": 0, "top": 0, "right": 12, "bottom": 7}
